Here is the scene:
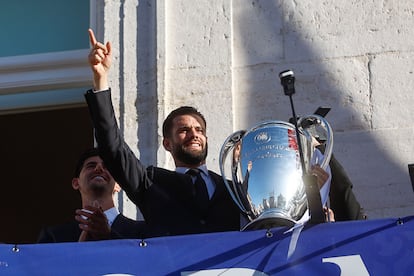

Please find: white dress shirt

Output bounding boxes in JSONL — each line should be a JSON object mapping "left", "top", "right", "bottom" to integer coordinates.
{"left": 104, "top": 207, "right": 120, "bottom": 226}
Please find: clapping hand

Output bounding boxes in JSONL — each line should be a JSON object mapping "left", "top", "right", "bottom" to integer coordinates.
{"left": 76, "top": 204, "right": 111, "bottom": 242}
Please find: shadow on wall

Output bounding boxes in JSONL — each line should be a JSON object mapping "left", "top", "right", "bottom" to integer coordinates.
{"left": 233, "top": 1, "right": 414, "bottom": 219}
{"left": 112, "top": 0, "right": 158, "bottom": 220}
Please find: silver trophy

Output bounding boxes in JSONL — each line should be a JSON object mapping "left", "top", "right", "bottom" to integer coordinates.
{"left": 219, "top": 115, "right": 333, "bottom": 230}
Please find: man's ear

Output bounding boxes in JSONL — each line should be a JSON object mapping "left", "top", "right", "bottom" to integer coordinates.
{"left": 163, "top": 137, "right": 172, "bottom": 152}
{"left": 114, "top": 183, "right": 121, "bottom": 193}
{"left": 72, "top": 178, "right": 80, "bottom": 190}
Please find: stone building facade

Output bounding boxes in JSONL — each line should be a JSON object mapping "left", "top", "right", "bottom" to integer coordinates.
{"left": 92, "top": 1, "right": 414, "bottom": 220}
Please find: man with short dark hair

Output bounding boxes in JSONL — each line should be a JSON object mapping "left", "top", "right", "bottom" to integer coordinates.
{"left": 37, "top": 148, "right": 148, "bottom": 243}
{"left": 84, "top": 29, "right": 331, "bottom": 236}
{"left": 85, "top": 29, "right": 243, "bottom": 236}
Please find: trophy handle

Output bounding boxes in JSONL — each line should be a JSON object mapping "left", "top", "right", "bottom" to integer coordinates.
{"left": 219, "top": 130, "right": 249, "bottom": 214}
{"left": 298, "top": 114, "right": 333, "bottom": 170}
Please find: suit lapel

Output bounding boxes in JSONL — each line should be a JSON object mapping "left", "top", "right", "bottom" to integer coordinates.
{"left": 208, "top": 171, "right": 227, "bottom": 202}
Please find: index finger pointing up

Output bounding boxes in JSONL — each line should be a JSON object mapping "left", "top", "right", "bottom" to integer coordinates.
{"left": 88, "top": 28, "right": 97, "bottom": 46}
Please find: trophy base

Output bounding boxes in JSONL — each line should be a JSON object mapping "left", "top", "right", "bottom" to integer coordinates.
{"left": 241, "top": 214, "right": 296, "bottom": 231}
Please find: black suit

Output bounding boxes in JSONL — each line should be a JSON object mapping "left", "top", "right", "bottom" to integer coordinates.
{"left": 316, "top": 145, "right": 366, "bottom": 221}
{"left": 328, "top": 154, "right": 366, "bottom": 221}
{"left": 37, "top": 214, "right": 148, "bottom": 243}
{"left": 85, "top": 90, "right": 241, "bottom": 237}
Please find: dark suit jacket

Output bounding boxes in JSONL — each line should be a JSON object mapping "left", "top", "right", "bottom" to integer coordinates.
{"left": 37, "top": 214, "right": 148, "bottom": 243}
{"left": 316, "top": 145, "right": 366, "bottom": 221}
{"left": 328, "top": 154, "right": 366, "bottom": 221}
{"left": 85, "top": 89, "right": 241, "bottom": 237}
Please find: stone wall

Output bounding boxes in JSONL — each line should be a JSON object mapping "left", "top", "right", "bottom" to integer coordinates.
{"left": 96, "top": 0, "right": 414, "bottom": 219}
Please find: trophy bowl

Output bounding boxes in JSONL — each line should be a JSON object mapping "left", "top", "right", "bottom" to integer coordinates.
{"left": 219, "top": 115, "right": 333, "bottom": 230}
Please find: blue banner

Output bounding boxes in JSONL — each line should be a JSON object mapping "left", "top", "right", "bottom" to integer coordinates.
{"left": 1, "top": 216, "right": 413, "bottom": 275}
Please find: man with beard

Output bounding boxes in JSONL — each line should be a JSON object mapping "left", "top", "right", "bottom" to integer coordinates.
{"left": 38, "top": 148, "right": 148, "bottom": 242}
{"left": 84, "top": 29, "right": 243, "bottom": 236}
{"left": 84, "top": 29, "right": 331, "bottom": 236}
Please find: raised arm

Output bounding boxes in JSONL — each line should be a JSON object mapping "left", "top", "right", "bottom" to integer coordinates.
{"left": 85, "top": 30, "right": 151, "bottom": 213}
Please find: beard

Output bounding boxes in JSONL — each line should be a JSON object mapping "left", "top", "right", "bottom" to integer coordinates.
{"left": 174, "top": 143, "right": 208, "bottom": 165}
{"left": 89, "top": 183, "right": 108, "bottom": 197}
{"left": 87, "top": 177, "right": 112, "bottom": 197}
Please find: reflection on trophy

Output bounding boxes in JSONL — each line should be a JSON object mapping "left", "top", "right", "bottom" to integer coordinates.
{"left": 219, "top": 116, "right": 333, "bottom": 230}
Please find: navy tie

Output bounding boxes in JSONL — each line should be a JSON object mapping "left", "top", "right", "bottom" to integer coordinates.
{"left": 186, "top": 168, "right": 209, "bottom": 212}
